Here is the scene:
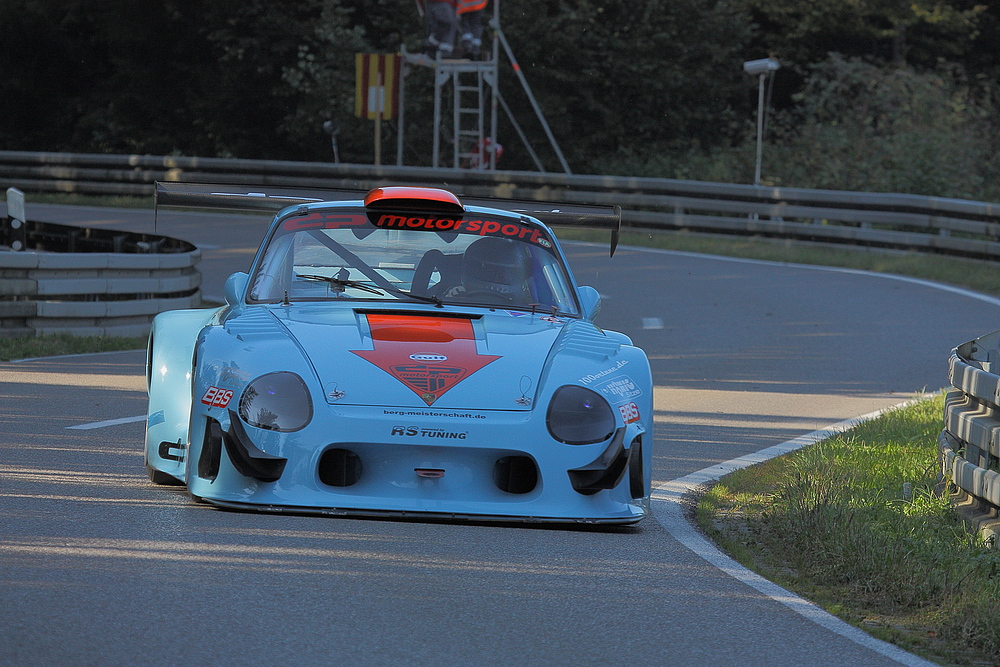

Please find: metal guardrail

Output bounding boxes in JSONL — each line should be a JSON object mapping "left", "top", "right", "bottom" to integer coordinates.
{"left": 5, "top": 150, "right": 1000, "bottom": 261}
{"left": 941, "top": 331, "right": 1000, "bottom": 535}
{"left": 1, "top": 187, "right": 201, "bottom": 338}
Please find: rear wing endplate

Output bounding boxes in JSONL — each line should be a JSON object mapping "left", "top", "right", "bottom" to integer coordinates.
{"left": 154, "top": 182, "right": 622, "bottom": 256}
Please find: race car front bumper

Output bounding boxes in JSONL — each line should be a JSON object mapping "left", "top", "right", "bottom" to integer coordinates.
{"left": 184, "top": 404, "right": 650, "bottom": 524}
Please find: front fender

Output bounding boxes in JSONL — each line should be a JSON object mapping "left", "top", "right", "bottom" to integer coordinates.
{"left": 145, "top": 307, "right": 224, "bottom": 482}
{"left": 534, "top": 320, "right": 654, "bottom": 500}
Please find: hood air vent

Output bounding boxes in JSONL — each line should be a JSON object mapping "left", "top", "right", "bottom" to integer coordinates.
{"left": 554, "top": 320, "right": 621, "bottom": 361}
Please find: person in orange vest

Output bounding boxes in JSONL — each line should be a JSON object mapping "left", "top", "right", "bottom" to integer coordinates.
{"left": 417, "top": 0, "right": 457, "bottom": 59}
{"left": 456, "top": 0, "right": 488, "bottom": 60}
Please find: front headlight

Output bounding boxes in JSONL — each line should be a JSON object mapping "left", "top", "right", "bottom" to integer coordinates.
{"left": 546, "top": 385, "right": 615, "bottom": 445}
{"left": 238, "top": 371, "right": 312, "bottom": 432}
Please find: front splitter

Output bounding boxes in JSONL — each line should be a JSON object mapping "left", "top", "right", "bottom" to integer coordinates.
{"left": 203, "top": 497, "right": 647, "bottom": 526}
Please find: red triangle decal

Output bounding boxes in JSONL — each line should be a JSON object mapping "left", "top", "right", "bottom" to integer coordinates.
{"left": 352, "top": 314, "right": 500, "bottom": 405}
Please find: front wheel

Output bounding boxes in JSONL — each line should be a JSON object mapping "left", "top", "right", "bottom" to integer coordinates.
{"left": 146, "top": 462, "right": 184, "bottom": 486}
{"left": 629, "top": 438, "right": 645, "bottom": 499}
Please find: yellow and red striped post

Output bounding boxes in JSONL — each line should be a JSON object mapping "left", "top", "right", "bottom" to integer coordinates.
{"left": 355, "top": 54, "right": 401, "bottom": 165}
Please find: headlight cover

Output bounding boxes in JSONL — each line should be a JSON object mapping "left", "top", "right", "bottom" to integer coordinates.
{"left": 238, "top": 371, "right": 312, "bottom": 432}
{"left": 546, "top": 385, "right": 615, "bottom": 445}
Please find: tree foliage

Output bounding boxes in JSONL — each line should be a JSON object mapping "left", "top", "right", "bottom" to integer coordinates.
{"left": 0, "top": 0, "right": 327, "bottom": 158}
{"left": 0, "top": 0, "right": 754, "bottom": 171}
{"left": 3, "top": 0, "right": 1000, "bottom": 193}
{"left": 493, "top": 0, "right": 753, "bottom": 170}
{"left": 764, "top": 54, "right": 998, "bottom": 198}
{"left": 747, "top": 0, "right": 986, "bottom": 68}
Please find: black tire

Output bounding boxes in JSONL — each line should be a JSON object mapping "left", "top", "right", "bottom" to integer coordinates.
{"left": 146, "top": 463, "right": 184, "bottom": 486}
{"left": 629, "top": 438, "right": 645, "bottom": 499}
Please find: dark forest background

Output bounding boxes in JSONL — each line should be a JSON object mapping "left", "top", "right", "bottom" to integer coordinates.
{"left": 3, "top": 0, "right": 999, "bottom": 198}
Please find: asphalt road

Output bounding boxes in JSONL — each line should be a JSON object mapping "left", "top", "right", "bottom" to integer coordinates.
{"left": 3, "top": 203, "right": 999, "bottom": 665}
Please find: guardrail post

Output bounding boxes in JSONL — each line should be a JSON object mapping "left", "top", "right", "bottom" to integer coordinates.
{"left": 5, "top": 187, "right": 26, "bottom": 251}
{"left": 942, "top": 331, "right": 1000, "bottom": 546}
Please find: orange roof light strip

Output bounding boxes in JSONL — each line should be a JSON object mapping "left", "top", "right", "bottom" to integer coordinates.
{"left": 364, "top": 187, "right": 465, "bottom": 214}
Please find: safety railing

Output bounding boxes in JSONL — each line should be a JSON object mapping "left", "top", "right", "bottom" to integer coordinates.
{"left": 1, "top": 187, "right": 201, "bottom": 337}
{"left": 4, "top": 150, "right": 1000, "bottom": 261}
{"left": 940, "top": 330, "right": 1000, "bottom": 537}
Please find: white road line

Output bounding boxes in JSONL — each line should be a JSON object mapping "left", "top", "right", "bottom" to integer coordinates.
{"left": 67, "top": 415, "right": 146, "bottom": 430}
{"left": 10, "top": 347, "right": 145, "bottom": 363}
{"left": 650, "top": 397, "right": 938, "bottom": 667}
{"left": 641, "top": 317, "right": 664, "bottom": 329}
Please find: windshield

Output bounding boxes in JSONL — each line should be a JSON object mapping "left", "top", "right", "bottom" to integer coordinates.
{"left": 247, "top": 211, "right": 580, "bottom": 315}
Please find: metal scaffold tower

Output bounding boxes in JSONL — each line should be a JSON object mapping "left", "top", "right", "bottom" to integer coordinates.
{"left": 396, "top": 1, "right": 570, "bottom": 173}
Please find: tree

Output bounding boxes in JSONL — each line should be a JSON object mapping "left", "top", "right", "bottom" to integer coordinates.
{"left": 192, "top": 0, "right": 331, "bottom": 158}
{"left": 764, "top": 54, "right": 998, "bottom": 197}
{"left": 280, "top": 0, "right": 755, "bottom": 171}
{"left": 493, "top": 0, "right": 754, "bottom": 171}
{"left": 746, "top": 0, "right": 986, "bottom": 69}
{"left": 9, "top": 0, "right": 996, "bottom": 190}
{"left": 278, "top": 1, "right": 380, "bottom": 162}
{"left": 0, "top": 0, "right": 334, "bottom": 158}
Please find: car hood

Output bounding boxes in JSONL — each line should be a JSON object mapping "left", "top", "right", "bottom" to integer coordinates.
{"left": 269, "top": 306, "right": 570, "bottom": 411}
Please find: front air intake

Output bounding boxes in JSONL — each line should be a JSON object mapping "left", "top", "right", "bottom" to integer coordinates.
{"left": 493, "top": 456, "right": 538, "bottom": 494}
{"left": 198, "top": 418, "right": 224, "bottom": 481}
{"left": 318, "top": 448, "right": 363, "bottom": 487}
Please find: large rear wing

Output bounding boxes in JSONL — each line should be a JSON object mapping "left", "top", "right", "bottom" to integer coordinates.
{"left": 154, "top": 182, "right": 622, "bottom": 256}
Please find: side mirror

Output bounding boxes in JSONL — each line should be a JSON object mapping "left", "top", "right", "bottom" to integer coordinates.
{"left": 224, "top": 272, "right": 249, "bottom": 307}
{"left": 578, "top": 286, "right": 601, "bottom": 321}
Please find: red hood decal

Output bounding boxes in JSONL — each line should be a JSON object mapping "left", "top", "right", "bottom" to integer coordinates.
{"left": 352, "top": 314, "right": 500, "bottom": 405}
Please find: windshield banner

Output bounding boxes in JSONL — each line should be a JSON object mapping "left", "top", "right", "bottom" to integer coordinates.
{"left": 372, "top": 214, "right": 554, "bottom": 250}
{"left": 278, "top": 210, "right": 555, "bottom": 251}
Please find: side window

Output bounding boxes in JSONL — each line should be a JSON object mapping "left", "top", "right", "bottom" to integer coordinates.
{"left": 249, "top": 235, "right": 294, "bottom": 302}
{"left": 531, "top": 247, "right": 578, "bottom": 315}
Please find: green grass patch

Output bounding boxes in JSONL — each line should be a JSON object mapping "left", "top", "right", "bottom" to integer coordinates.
{"left": 0, "top": 334, "right": 147, "bottom": 361}
{"left": 556, "top": 228, "right": 1000, "bottom": 298}
{"left": 3, "top": 191, "right": 151, "bottom": 209}
{"left": 697, "top": 394, "right": 1000, "bottom": 666}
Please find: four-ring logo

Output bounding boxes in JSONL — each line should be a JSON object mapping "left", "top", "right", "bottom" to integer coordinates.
{"left": 409, "top": 353, "right": 448, "bottom": 363}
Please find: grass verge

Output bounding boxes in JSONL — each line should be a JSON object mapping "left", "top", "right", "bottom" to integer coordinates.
{"left": 5, "top": 192, "right": 151, "bottom": 209}
{"left": 696, "top": 394, "right": 1000, "bottom": 666}
{"left": 557, "top": 228, "right": 1000, "bottom": 299}
{"left": 0, "top": 334, "right": 147, "bottom": 362}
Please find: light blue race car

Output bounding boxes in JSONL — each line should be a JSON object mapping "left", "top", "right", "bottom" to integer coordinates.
{"left": 144, "top": 183, "right": 652, "bottom": 524}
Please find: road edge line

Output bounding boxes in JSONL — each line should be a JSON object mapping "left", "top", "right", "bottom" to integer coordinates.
{"left": 651, "top": 396, "right": 939, "bottom": 667}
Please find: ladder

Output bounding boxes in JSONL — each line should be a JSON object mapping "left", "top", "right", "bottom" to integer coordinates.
{"left": 395, "top": 1, "right": 570, "bottom": 173}
{"left": 434, "top": 59, "right": 497, "bottom": 169}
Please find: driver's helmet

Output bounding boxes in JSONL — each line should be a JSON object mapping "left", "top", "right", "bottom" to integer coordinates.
{"left": 461, "top": 237, "right": 532, "bottom": 302}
